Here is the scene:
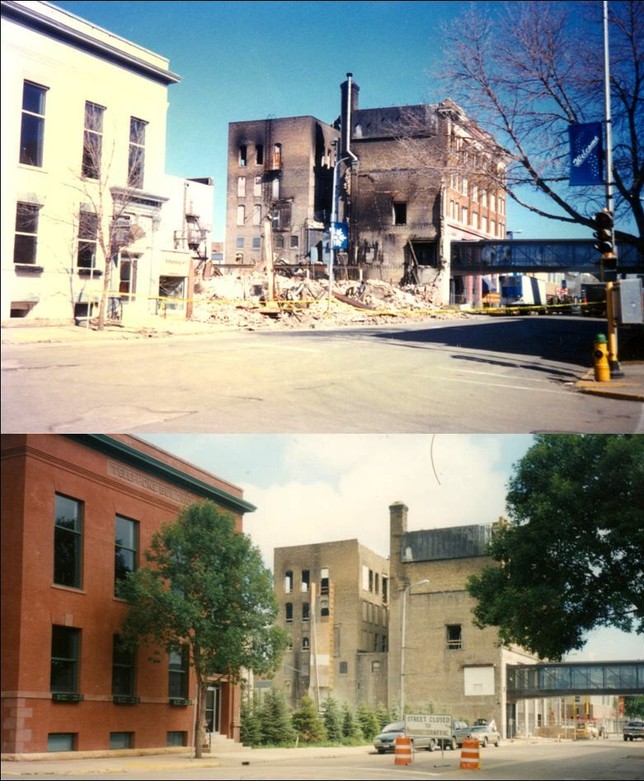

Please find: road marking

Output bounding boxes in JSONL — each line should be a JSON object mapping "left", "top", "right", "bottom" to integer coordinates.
{"left": 440, "top": 375, "right": 569, "bottom": 394}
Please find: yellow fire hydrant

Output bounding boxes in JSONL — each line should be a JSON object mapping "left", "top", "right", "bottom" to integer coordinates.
{"left": 593, "top": 334, "right": 611, "bottom": 382}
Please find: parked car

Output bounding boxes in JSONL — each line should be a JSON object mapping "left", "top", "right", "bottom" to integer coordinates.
{"left": 624, "top": 720, "right": 644, "bottom": 741}
{"left": 372, "top": 721, "right": 437, "bottom": 754}
{"left": 439, "top": 720, "right": 471, "bottom": 750}
{"left": 466, "top": 724, "right": 501, "bottom": 747}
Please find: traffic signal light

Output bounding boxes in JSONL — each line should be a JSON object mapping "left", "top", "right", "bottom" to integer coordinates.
{"left": 593, "top": 210, "right": 615, "bottom": 256}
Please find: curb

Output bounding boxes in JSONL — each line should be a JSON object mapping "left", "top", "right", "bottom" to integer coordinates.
{"left": 576, "top": 369, "right": 644, "bottom": 402}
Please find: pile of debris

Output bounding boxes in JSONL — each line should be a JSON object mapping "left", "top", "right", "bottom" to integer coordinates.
{"left": 191, "top": 271, "right": 471, "bottom": 330}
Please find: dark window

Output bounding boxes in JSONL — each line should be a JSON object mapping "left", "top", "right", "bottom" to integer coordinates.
{"left": 301, "top": 569, "right": 309, "bottom": 592}
{"left": 109, "top": 732, "right": 133, "bottom": 749}
{"left": 446, "top": 624, "right": 462, "bottom": 650}
{"left": 127, "top": 117, "right": 146, "bottom": 188}
{"left": 285, "top": 602, "right": 293, "bottom": 622}
{"left": 290, "top": 235, "right": 299, "bottom": 249}
{"left": 168, "top": 647, "right": 189, "bottom": 699}
{"left": 284, "top": 570, "right": 293, "bottom": 593}
{"left": 112, "top": 635, "right": 135, "bottom": 696}
{"left": 393, "top": 202, "right": 407, "bottom": 225}
{"left": 51, "top": 626, "right": 80, "bottom": 693}
{"left": 14, "top": 202, "right": 40, "bottom": 265}
{"left": 239, "top": 144, "right": 247, "bottom": 167}
{"left": 302, "top": 603, "right": 310, "bottom": 622}
{"left": 255, "top": 144, "right": 264, "bottom": 166}
{"left": 47, "top": 734, "right": 76, "bottom": 752}
{"left": 411, "top": 241, "right": 438, "bottom": 267}
{"left": 339, "top": 661, "right": 348, "bottom": 674}
{"left": 82, "top": 102, "right": 104, "bottom": 179}
{"left": 54, "top": 494, "right": 83, "bottom": 588}
{"left": 20, "top": 81, "right": 47, "bottom": 166}
{"left": 77, "top": 210, "right": 98, "bottom": 269}
{"left": 114, "top": 515, "right": 138, "bottom": 596}
{"left": 167, "top": 732, "right": 187, "bottom": 747}
{"left": 302, "top": 636, "right": 309, "bottom": 650}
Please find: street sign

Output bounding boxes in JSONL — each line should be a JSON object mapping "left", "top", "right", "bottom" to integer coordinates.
{"left": 331, "top": 222, "right": 348, "bottom": 250}
{"left": 405, "top": 714, "right": 452, "bottom": 739}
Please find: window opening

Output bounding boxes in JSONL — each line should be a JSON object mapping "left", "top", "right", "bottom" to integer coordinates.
{"left": 127, "top": 117, "right": 147, "bottom": 188}
{"left": 393, "top": 202, "right": 407, "bottom": 225}
{"left": 54, "top": 493, "right": 83, "bottom": 588}
{"left": 20, "top": 81, "right": 47, "bottom": 167}
{"left": 446, "top": 624, "right": 462, "bottom": 650}
{"left": 51, "top": 625, "right": 80, "bottom": 693}
{"left": 112, "top": 635, "right": 135, "bottom": 696}
{"left": 82, "top": 102, "right": 104, "bottom": 179}
{"left": 77, "top": 209, "right": 98, "bottom": 270}
{"left": 284, "top": 571, "right": 293, "bottom": 593}
{"left": 13, "top": 202, "right": 40, "bottom": 266}
{"left": 168, "top": 646, "right": 189, "bottom": 699}
{"left": 114, "top": 515, "right": 138, "bottom": 597}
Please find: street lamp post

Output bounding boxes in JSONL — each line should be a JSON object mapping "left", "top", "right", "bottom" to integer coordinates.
{"left": 400, "top": 578, "right": 430, "bottom": 717}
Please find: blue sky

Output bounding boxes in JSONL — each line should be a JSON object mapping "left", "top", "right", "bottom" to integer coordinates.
{"left": 139, "top": 433, "right": 643, "bottom": 663}
{"left": 52, "top": 0, "right": 597, "bottom": 243}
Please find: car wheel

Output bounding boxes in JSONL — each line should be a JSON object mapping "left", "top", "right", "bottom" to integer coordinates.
{"left": 494, "top": 739, "right": 500, "bottom": 747}
{"left": 377, "top": 749, "right": 385, "bottom": 754}
{"left": 482, "top": 737, "right": 488, "bottom": 747}
{"left": 450, "top": 738, "right": 457, "bottom": 751}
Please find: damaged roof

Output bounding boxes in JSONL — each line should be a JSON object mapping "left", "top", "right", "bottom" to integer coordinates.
{"left": 401, "top": 524, "right": 493, "bottom": 562}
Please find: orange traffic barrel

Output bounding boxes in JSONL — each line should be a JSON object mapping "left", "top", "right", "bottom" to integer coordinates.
{"left": 394, "top": 735, "right": 413, "bottom": 765}
{"left": 459, "top": 737, "right": 480, "bottom": 770}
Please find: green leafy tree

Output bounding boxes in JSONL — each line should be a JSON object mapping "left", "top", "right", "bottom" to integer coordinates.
{"left": 118, "top": 502, "right": 289, "bottom": 757}
{"left": 322, "top": 695, "right": 343, "bottom": 743}
{"left": 291, "top": 694, "right": 327, "bottom": 744}
{"left": 467, "top": 435, "right": 644, "bottom": 659}
{"left": 624, "top": 696, "right": 644, "bottom": 719}
{"left": 375, "top": 702, "right": 393, "bottom": 729}
{"left": 259, "top": 688, "right": 296, "bottom": 746}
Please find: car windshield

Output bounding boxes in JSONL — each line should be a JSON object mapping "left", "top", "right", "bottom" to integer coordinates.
{"left": 382, "top": 723, "right": 404, "bottom": 733}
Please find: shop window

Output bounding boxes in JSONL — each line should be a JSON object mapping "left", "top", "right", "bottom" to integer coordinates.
{"left": 54, "top": 493, "right": 83, "bottom": 588}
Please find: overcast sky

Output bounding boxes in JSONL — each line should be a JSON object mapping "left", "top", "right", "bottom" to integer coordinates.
{"left": 51, "top": 0, "right": 597, "bottom": 242}
{"left": 139, "top": 433, "right": 643, "bottom": 664}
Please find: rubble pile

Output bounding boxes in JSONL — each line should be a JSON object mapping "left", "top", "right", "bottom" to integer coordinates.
{"left": 191, "top": 271, "right": 471, "bottom": 330}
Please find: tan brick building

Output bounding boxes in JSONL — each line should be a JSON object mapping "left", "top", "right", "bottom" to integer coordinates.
{"left": 272, "top": 540, "right": 389, "bottom": 710}
{"left": 1, "top": 434, "right": 255, "bottom": 755}
{"left": 388, "top": 502, "right": 544, "bottom": 738}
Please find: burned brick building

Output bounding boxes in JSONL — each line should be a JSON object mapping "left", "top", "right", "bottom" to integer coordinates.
{"left": 226, "top": 74, "right": 507, "bottom": 306}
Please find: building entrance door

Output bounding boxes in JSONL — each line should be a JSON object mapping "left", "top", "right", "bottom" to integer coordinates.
{"left": 205, "top": 685, "right": 221, "bottom": 734}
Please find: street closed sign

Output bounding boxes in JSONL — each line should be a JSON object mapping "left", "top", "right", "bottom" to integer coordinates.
{"left": 405, "top": 714, "right": 452, "bottom": 739}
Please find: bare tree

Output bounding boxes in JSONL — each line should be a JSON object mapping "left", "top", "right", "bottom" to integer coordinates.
{"left": 69, "top": 113, "right": 148, "bottom": 329}
{"left": 425, "top": 0, "right": 643, "bottom": 250}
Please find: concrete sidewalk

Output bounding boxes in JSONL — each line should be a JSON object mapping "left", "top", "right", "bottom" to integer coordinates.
{"left": 1, "top": 745, "right": 373, "bottom": 777}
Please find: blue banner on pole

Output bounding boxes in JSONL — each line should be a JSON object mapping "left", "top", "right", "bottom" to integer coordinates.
{"left": 568, "top": 122, "right": 604, "bottom": 186}
{"left": 331, "top": 222, "right": 349, "bottom": 250}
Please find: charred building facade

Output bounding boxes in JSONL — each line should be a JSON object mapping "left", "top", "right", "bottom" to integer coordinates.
{"left": 225, "top": 74, "right": 507, "bottom": 307}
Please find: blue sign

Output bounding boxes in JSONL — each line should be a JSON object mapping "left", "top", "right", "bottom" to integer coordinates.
{"left": 331, "top": 222, "right": 349, "bottom": 250}
{"left": 568, "top": 122, "right": 604, "bottom": 186}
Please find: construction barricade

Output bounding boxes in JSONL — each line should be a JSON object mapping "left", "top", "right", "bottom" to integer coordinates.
{"left": 460, "top": 737, "right": 481, "bottom": 770}
{"left": 394, "top": 735, "right": 413, "bottom": 765}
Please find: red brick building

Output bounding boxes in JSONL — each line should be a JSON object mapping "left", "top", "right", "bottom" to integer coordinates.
{"left": 1, "top": 434, "right": 255, "bottom": 755}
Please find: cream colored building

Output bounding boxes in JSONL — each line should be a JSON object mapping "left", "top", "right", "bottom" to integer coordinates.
{"left": 1, "top": 1, "right": 212, "bottom": 324}
{"left": 388, "top": 502, "right": 547, "bottom": 738}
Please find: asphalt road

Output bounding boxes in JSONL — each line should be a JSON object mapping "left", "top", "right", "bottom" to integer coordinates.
{"left": 2, "top": 740, "right": 642, "bottom": 780}
{"left": 2, "top": 316, "right": 643, "bottom": 433}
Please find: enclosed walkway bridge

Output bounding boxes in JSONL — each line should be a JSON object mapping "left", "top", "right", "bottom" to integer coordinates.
{"left": 451, "top": 239, "right": 644, "bottom": 275}
{"left": 507, "top": 660, "right": 644, "bottom": 699}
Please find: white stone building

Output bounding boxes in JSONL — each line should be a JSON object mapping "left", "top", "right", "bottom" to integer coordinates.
{"left": 1, "top": 0, "right": 212, "bottom": 324}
